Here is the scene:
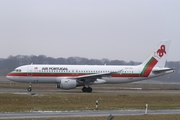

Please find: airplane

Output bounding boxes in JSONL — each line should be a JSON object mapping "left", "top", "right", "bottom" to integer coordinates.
{"left": 6, "top": 40, "right": 174, "bottom": 92}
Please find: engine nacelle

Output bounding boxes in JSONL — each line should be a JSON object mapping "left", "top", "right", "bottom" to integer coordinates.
{"left": 56, "top": 79, "right": 77, "bottom": 90}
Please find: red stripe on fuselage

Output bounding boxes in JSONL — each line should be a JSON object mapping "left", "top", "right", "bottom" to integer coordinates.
{"left": 7, "top": 73, "right": 140, "bottom": 78}
{"left": 7, "top": 73, "right": 87, "bottom": 77}
{"left": 111, "top": 74, "right": 140, "bottom": 77}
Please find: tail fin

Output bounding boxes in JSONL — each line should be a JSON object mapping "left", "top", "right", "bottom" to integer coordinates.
{"left": 141, "top": 40, "right": 171, "bottom": 68}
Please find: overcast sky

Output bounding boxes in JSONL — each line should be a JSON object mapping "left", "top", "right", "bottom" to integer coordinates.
{"left": 0, "top": 0, "right": 179, "bottom": 62}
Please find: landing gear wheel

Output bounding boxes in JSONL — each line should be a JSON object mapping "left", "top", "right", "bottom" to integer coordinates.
{"left": 82, "top": 86, "right": 92, "bottom": 93}
{"left": 87, "top": 87, "right": 92, "bottom": 93}
{"left": 27, "top": 83, "right": 32, "bottom": 92}
{"left": 82, "top": 86, "right": 87, "bottom": 92}
{"left": 27, "top": 87, "right": 32, "bottom": 92}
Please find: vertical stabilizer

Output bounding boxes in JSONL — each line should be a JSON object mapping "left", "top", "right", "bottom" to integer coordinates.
{"left": 141, "top": 40, "right": 171, "bottom": 68}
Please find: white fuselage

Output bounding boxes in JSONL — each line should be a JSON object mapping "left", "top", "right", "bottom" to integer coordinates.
{"left": 6, "top": 64, "right": 172, "bottom": 85}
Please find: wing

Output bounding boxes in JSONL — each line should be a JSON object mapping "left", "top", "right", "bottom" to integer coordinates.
{"left": 74, "top": 72, "right": 114, "bottom": 80}
{"left": 67, "top": 70, "right": 122, "bottom": 84}
{"left": 66, "top": 72, "right": 119, "bottom": 84}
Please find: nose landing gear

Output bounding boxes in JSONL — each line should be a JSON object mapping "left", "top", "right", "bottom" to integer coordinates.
{"left": 27, "top": 84, "right": 32, "bottom": 92}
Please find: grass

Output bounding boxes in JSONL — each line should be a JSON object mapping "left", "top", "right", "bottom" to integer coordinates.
{"left": 5, "top": 114, "right": 180, "bottom": 120}
{"left": 0, "top": 93, "right": 180, "bottom": 112}
{"left": 1, "top": 77, "right": 180, "bottom": 119}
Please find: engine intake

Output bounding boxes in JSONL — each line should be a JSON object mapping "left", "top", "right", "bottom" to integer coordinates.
{"left": 56, "top": 79, "right": 77, "bottom": 90}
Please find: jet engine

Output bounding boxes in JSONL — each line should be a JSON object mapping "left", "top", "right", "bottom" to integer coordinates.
{"left": 56, "top": 79, "right": 77, "bottom": 90}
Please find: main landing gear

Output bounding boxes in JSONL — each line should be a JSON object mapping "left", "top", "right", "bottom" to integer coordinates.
{"left": 27, "top": 84, "right": 32, "bottom": 92}
{"left": 82, "top": 86, "right": 92, "bottom": 93}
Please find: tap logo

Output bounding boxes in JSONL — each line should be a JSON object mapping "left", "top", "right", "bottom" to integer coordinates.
{"left": 34, "top": 67, "right": 38, "bottom": 70}
{"left": 154, "top": 45, "right": 166, "bottom": 59}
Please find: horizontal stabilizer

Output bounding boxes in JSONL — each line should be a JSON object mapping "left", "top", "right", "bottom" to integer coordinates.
{"left": 152, "top": 68, "right": 175, "bottom": 74}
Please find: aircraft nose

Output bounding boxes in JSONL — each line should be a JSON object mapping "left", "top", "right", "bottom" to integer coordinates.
{"left": 6, "top": 73, "right": 12, "bottom": 80}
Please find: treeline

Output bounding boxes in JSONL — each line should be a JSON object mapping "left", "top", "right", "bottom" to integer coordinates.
{"left": 0, "top": 55, "right": 180, "bottom": 82}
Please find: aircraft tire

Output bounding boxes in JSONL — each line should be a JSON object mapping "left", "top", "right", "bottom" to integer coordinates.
{"left": 82, "top": 87, "right": 87, "bottom": 92}
{"left": 27, "top": 87, "right": 32, "bottom": 92}
{"left": 87, "top": 87, "right": 92, "bottom": 93}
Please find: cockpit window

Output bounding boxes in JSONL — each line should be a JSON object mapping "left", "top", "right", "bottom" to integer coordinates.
{"left": 14, "top": 69, "right": 21, "bottom": 72}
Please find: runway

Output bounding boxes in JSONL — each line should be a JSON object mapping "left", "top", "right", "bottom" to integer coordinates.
{"left": 1, "top": 109, "right": 180, "bottom": 119}
{"left": 0, "top": 88, "right": 180, "bottom": 95}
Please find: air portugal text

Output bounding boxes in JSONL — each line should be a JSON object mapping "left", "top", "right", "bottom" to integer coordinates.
{"left": 42, "top": 67, "right": 68, "bottom": 71}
